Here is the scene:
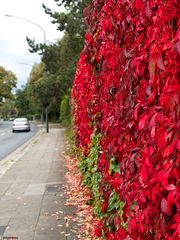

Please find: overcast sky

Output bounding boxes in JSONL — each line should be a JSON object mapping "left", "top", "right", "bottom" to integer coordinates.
{"left": 0, "top": 0, "right": 64, "bottom": 88}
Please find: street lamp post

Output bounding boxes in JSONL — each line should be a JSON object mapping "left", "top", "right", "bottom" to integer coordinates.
{"left": 5, "top": 14, "right": 49, "bottom": 133}
{"left": 5, "top": 14, "right": 46, "bottom": 44}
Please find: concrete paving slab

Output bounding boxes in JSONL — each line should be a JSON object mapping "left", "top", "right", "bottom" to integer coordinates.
{"left": 0, "top": 217, "right": 10, "bottom": 226}
{"left": 0, "top": 174, "right": 17, "bottom": 182}
{"left": 1, "top": 195, "right": 22, "bottom": 200}
{"left": 0, "top": 182, "right": 11, "bottom": 197}
{"left": 14, "top": 205, "right": 41, "bottom": 218}
{"left": 0, "top": 128, "right": 80, "bottom": 240}
{"left": 5, "top": 215, "right": 37, "bottom": 230}
{"left": 24, "top": 183, "right": 46, "bottom": 196}
{"left": 3, "top": 182, "right": 28, "bottom": 196}
{"left": 0, "top": 199, "right": 19, "bottom": 216}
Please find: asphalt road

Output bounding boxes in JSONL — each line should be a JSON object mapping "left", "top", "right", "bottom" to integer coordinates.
{"left": 0, "top": 120, "right": 38, "bottom": 160}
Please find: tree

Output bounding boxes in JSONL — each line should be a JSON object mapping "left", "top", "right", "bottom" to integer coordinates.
{"left": 26, "top": 62, "right": 62, "bottom": 120}
{"left": 0, "top": 99, "right": 16, "bottom": 119}
{"left": 42, "top": 0, "right": 90, "bottom": 38}
{"left": 25, "top": 63, "right": 44, "bottom": 118}
{"left": 26, "top": 32, "right": 84, "bottom": 120}
{"left": 42, "top": 32, "right": 83, "bottom": 90}
{"left": 25, "top": 0, "right": 90, "bottom": 121}
{"left": 27, "top": 0, "right": 90, "bottom": 74}
{"left": 0, "top": 66, "right": 17, "bottom": 99}
{"left": 15, "top": 87, "right": 30, "bottom": 117}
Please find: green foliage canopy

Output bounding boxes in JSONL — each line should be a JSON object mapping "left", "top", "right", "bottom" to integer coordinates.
{"left": 42, "top": 0, "right": 90, "bottom": 37}
{"left": 0, "top": 66, "right": 17, "bottom": 99}
{"left": 25, "top": 0, "right": 90, "bottom": 121}
{"left": 15, "top": 87, "right": 30, "bottom": 117}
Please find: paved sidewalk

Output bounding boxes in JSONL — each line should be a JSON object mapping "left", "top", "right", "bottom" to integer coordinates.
{"left": 0, "top": 127, "right": 79, "bottom": 240}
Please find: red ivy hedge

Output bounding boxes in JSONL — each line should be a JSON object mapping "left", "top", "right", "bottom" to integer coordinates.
{"left": 72, "top": 0, "right": 180, "bottom": 239}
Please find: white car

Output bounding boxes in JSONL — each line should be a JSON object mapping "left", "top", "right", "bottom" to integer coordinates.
{"left": 12, "top": 117, "right": 31, "bottom": 132}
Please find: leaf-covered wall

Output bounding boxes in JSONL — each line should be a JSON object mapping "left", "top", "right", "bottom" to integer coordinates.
{"left": 72, "top": 1, "right": 180, "bottom": 239}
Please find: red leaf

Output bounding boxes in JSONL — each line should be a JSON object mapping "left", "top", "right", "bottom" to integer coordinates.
{"left": 150, "top": 126, "right": 156, "bottom": 138}
{"left": 138, "top": 113, "right": 148, "bottom": 130}
{"left": 144, "top": 2, "right": 153, "bottom": 18}
{"left": 156, "top": 129, "right": 166, "bottom": 148}
{"left": 176, "top": 179, "right": 180, "bottom": 194}
{"left": 114, "top": 215, "right": 121, "bottom": 226}
{"left": 151, "top": 183, "right": 161, "bottom": 202}
{"left": 156, "top": 54, "right": 165, "bottom": 71}
{"left": 133, "top": 104, "right": 141, "bottom": 120}
{"left": 161, "top": 198, "right": 171, "bottom": 216}
{"left": 145, "top": 85, "right": 152, "bottom": 97}
{"left": 165, "top": 184, "right": 176, "bottom": 191}
{"left": 140, "top": 157, "right": 153, "bottom": 181}
{"left": 171, "top": 40, "right": 180, "bottom": 57}
{"left": 116, "top": 226, "right": 126, "bottom": 239}
{"left": 162, "top": 168, "right": 171, "bottom": 187}
{"left": 177, "top": 139, "right": 180, "bottom": 151}
{"left": 167, "top": 191, "right": 176, "bottom": 207}
{"left": 163, "top": 141, "right": 176, "bottom": 157}
{"left": 160, "top": 84, "right": 180, "bottom": 110}
{"left": 138, "top": 191, "right": 147, "bottom": 209}
{"left": 149, "top": 52, "right": 165, "bottom": 78}
{"left": 135, "top": 0, "right": 143, "bottom": 11}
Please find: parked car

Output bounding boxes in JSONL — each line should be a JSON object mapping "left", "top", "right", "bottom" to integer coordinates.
{"left": 12, "top": 117, "right": 31, "bottom": 132}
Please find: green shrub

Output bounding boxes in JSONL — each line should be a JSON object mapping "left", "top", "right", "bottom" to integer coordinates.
{"left": 60, "top": 94, "right": 71, "bottom": 127}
